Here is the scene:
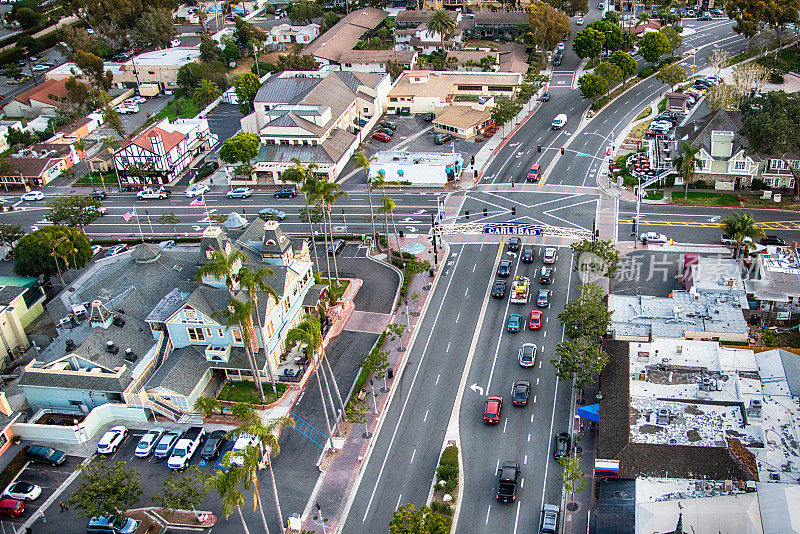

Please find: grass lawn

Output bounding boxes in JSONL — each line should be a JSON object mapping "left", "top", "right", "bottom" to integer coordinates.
{"left": 645, "top": 189, "right": 664, "bottom": 200}
{"left": 657, "top": 98, "right": 667, "bottom": 113}
{"left": 73, "top": 172, "right": 119, "bottom": 186}
{"left": 670, "top": 191, "right": 739, "bottom": 206}
{"left": 0, "top": 450, "right": 26, "bottom": 489}
{"left": 153, "top": 97, "right": 200, "bottom": 122}
{"left": 320, "top": 278, "right": 350, "bottom": 302}
{"left": 218, "top": 380, "right": 288, "bottom": 405}
{"left": 635, "top": 105, "right": 652, "bottom": 122}
{"left": 630, "top": 119, "right": 652, "bottom": 140}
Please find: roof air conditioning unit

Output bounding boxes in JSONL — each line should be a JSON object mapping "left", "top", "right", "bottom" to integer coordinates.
{"left": 106, "top": 340, "right": 119, "bottom": 354}
{"left": 657, "top": 408, "right": 670, "bottom": 425}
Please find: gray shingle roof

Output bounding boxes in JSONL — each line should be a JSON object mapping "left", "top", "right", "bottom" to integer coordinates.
{"left": 145, "top": 345, "right": 209, "bottom": 396}
{"left": 303, "top": 284, "right": 327, "bottom": 307}
{"left": 676, "top": 109, "right": 758, "bottom": 161}
{"left": 0, "top": 286, "right": 26, "bottom": 304}
{"left": 146, "top": 287, "right": 185, "bottom": 323}
{"left": 183, "top": 285, "right": 232, "bottom": 320}
{"left": 254, "top": 77, "right": 322, "bottom": 105}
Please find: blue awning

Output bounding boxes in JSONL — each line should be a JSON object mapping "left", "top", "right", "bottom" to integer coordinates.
{"left": 578, "top": 403, "right": 599, "bottom": 422}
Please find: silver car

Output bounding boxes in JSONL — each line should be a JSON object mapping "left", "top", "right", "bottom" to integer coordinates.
{"left": 153, "top": 429, "right": 183, "bottom": 459}
{"left": 518, "top": 343, "right": 537, "bottom": 367}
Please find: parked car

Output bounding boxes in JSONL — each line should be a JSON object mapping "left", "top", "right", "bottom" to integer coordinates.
{"left": 24, "top": 445, "right": 66, "bottom": 466}
{"left": 168, "top": 426, "right": 205, "bottom": 470}
{"left": 104, "top": 244, "right": 129, "bottom": 258}
{"left": 20, "top": 191, "right": 44, "bottom": 201}
{"left": 379, "top": 120, "right": 396, "bottom": 130}
{"left": 539, "top": 504, "right": 561, "bottom": 534}
{"left": 539, "top": 91, "right": 551, "bottom": 102}
{"left": 422, "top": 113, "right": 434, "bottom": 122}
{"left": 698, "top": 12, "right": 712, "bottom": 20}
{"left": 377, "top": 127, "right": 394, "bottom": 136}
{"left": 227, "top": 187, "right": 252, "bottom": 198}
{"left": 576, "top": 16, "right": 584, "bottom": 24}
{"left": 434, "top": 133, "right": 453, "bottom": 145}
{"left": 761, "top": 235, "right": 787, "bottom": 246}
{"left": 553, "top": 432, "right": 571, "bottom": 459}
{"left": 114, "top": 104, "right": 138, "bottom": 114}
{"left": 228, "top": 433, "right": 260, "bottom": 467}
{"left": 2, "top": 481, "right": 41, "bottom": 501}
{"left": 97, "top": 426, "right": 128, "bottom": 454}
{"left": 91, "top": 245, "right": 103, "bottom": 256}
{"left": 721, "top": 234, "right": 753, "bottom": 246}
{"left": 154, "top": 429, "right": 183, "bottom": 459}
{"left": 185, "top": 183, "right": 210, "bottom": 197}
{"left": 0, "top": 498, "right": 24, "bottom": 518}
{"left": 158, "top": 240, "right": 175, "bottom": 248}
{"left": 372, "top": 132, "right": 391, "bottom": 142}
{"left": 273, "top": 186, "right": 297, "bottom": 198}
{"left": 259, "top": 207, "right": 286, "bottom": 221}
{"left": 200, "top": 430, "right": 227, "bottom": 460}
{"left": 328, "top": 239, "right": 345, "bottom": 256}
{"left": 87, "top": 516, "right": 139, "bottom": 534}
{"left": 31, "top": 64, "right": 49, "bottom": 72}
{"left": 136, "top": 187, "right": 170, "bottom": 200}
{"left": 135, "top": 427, "right": 166, "bottom": 458}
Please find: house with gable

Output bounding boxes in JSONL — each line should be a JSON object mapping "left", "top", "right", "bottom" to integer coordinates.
{"left": 675, "top": 109, "right": 761, "bottom": 190}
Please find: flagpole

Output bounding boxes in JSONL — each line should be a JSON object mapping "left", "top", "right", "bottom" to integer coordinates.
{"left": 134, "top": 207, "right": 145, "bottom": 243}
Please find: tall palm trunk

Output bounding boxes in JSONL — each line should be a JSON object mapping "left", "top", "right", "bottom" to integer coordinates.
{"left": 301, "top": 192, "right": 321, "bottom": 270}
{"left": 266, "top": 455, "right": 285, "bottom": 534}
{"left": 255, "top": 488, "right": 270, "bottom": 534}
{"left": 323, "top": 356, "right": 346, "bottom": 421}
{"left": 253, "top": 302, "right": 277, "bottom": 396}
{"left": 366, "top": 183, "right": 376, "bottom": 244}
{"left": 325, "top": 203, "right": 341, "bottom": 284}
{"left": 315, "top": 368, "right": 335, "bottom": 441}
{"left": 318, "top": 355, "right": 340, "bottom": 436}
{"left": 390, "top": 209, "right": 401, "bottom": 254}
{"left": 236, "top": 506, "right": 252, "bottom": 534}
{"left": 318, "top": 201, "right": 333, "bottom": 286}
{"left": 383, "top": 209, "right": 391, "bottom": 257}
{"left": 239, "top": 320, "right": 266, "bottom": 403}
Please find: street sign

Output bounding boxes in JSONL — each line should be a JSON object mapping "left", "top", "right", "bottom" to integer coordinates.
{"left": 576, "top": 152, "right": 592, "bottom": 158}
{"left": 484, "top": 222, "right": 543, "bottom": 236}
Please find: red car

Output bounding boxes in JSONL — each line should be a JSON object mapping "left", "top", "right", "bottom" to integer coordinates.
{"left": 483, "top": 395, "right": 503, "bottom": 424}
{"left": 372, "top": 132, "right": 391, "bottom": 142}
{"left": 0, "top": 498, "right": 24, "bottom": 518}
{"left": 526, "top": 163, "right": 541, "bottom": 182}
{"left": 529, "top": 310, "right": 543, "bottom": 330}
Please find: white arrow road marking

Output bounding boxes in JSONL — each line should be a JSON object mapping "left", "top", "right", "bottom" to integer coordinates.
{"left": 36, "top": 219, "right": 49, "bottom": 224}
{"left": 709, "top": 216, "right": 721, "bottom": 222}
{"left": 414, "top": 209, "right": 426, "bottom": 214}
{"left": 401, "top": 217, "right": 415, "bottom": 222}
{"left": 507, "top": 251, "right": 517, "bottom": 258}
{"left": 30, "top": 225, "right": 39, "bottom": 231}
{"left": 192, "top": 225, "right": 203, "bottom": 231}
{"left": 469, "top": 383, "right": 484, "bottom": 395}
{"left": 406, "top": 227, "right": 418, "bottom": 233}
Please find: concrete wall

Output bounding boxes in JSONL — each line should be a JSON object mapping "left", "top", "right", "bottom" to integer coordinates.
{"left": 11, "top": 403, "right": 149, "bottom": 445}
{"left": 21, "top": 384, "right": 124, "bottom": 412}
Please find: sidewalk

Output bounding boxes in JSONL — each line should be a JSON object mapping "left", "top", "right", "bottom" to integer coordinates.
{"left": 301, "top": 234, "right": 444, "bottom": 533}
{"left": 565, "top": 384, "right": 599, "bottom": 534}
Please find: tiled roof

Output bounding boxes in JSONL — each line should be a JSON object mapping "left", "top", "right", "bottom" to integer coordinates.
{"left": 598, "top": 340, "right": 759, "bottom": 481}
{"left": 11, "top": 78, "right": 82, "bottom": 107}
{"left": 434, "top": 105, "right": 492, "bottom": 129}
{"left": 120, "top": 125, "right": 186, "bottom": 155}
{"left": 303, "top": 7, "right": 388, "bottom": 62}
{"left": 0, "top": 286, "right": 26, "bottom": 304}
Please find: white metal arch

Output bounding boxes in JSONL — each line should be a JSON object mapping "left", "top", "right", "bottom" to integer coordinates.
{"left": 435, "top": 221, "right": 592, "bottom": 240}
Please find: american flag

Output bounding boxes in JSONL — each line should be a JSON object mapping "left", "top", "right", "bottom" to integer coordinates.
{"left": 190, "top": 195, "right": 205, "bottom": 207}
{"left": 122, "top": 208, "right": 135, "bottom": 222}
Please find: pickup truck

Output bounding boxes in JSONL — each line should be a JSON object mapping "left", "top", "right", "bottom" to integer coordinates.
{"left": 539, "top": 504, "right": 560, "bottom": 534}
{"left": 496, "top": 461, "right": 520, "bottom": 503}
{"left": 167, "top": 426, "right": 205, "bottom": 470}
{"left": 136, "top": 187, "right": 171, "bottom": 200}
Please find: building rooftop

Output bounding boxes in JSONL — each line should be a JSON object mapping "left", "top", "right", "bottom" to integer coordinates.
{"left": 303, "top": 7, "right": 388, "bottom": 62}
{"left": 745, "top": 247, "right": 800, "bottom": 302}
{"left": 122, "top": 47, "right": 201, "bottom": 66}
{"left": 338, "top": 49, "right": 416, "bottom": 63}
{"left": 390, "top": 70, "right": 522, "bottom": 98}
{"left": 434, "top": 105, "right": 492, "bottom": 130}
{"left": 608, "top": 291, "right": 749, "bottom": 340}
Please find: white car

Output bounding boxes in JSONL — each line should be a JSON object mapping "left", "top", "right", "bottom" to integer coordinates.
{"left": 20, "top": 191, "right": 44, "bottom": 201}
{"left": 97, "top": 426, "right": 128, "bottom": 454}
{"left": 170, "top": 39, "right": 181, "bottom": 47}
{"left": 228, "top": 434, "right": 261, "bottom": 467}
{"left": 557, "top": 42, "right": 565, "bottom": 51}
{"left": 135, "top": 427, "right": 165, "bottom": 458}
{"left": 640, "top": 232, "right": 668, "bottom": 244}
{"left": 576, "top": 16, "right": 584, "bottom": 24}
{"left": 91, "top": 245, "right": 103, "bottom": 256}
{"left": 86, "top": 28, "right": 94, "bottom": 34}
{"left": 104, "top": 244, "right": 129, "bottom": 258}
{"left": 185, "top": 183, "right": 210, "bottom": 197}
{"left": 129, "top": 96, "right": 147, "bottom": 104}
{"left": 2, "top": 481, "right": 41, "bottom": 501}
{"left": 227, "top": 187, "right": 252, "bottom": 198}
{"left": 158, "top": 240, "right": 175, "bottom": 248}
{"left": 137, "top": 188, "right": 170, "bottom": 200}
{"left": 115, "top": 104, "right": 139, "bottom": 114}
{"left": 543, "top": 247, "right": 557, "bottom": 264}
{"left": 31, "top": 64, "right": 48, "bottom": 72}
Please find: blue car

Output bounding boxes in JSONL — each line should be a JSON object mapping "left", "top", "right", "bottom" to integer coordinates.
{"left": 507, "top": 314, "right": 523, "bottom": 332}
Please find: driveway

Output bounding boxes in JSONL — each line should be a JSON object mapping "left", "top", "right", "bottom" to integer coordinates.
{"left": 204, "top": 103, "right": 243, "bottom": 150}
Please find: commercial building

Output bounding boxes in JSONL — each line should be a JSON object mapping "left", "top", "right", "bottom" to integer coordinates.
{"left": 744, "top": 246, "right": 800, "bottom": 315}
{"left": 339, "top": 50, "right": 417, "bottom": 73}
{"left": 1, "top": 143, "right": 81, "bottom": 188}
{"left": 432, "top": 103, "right": 493, "bottom": 140}
{"left": 303, "top": 8, "right": 388, "bottom": 66}
{"left": 0, "top": 276, "right": 45, "bottom": 369}
{"left": 2, "top": 78, "right": 87, "bottom": 118}
{"left": 116, "top": 48, "right": 202, "bottom": 91}
{"left": 368, "top": 150, "right": 464, "bottom": 187}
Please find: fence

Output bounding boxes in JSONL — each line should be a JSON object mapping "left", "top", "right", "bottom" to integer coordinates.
{"left": 11, "top": 403, "right": 150, "bottom": 445}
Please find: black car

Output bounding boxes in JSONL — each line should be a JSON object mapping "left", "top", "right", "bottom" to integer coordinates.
{"left": 497, "top": 260, "right": 512, "bottom": 277}
{"left": 199, "top": 430, "right": 227, "bottom": 460}
{"left": 521, "top": 248, "right": 534, "bottom": 263}
{"left": 422, "top": 113, "right": 434, "bottom": 122}
{"left": 496, "top": 461, "right": 520, "bottom": 503}
{"left": 24, "top": 445, "right": 66, "bottom": 466}
{"left": 273, "top": 186, "right": 297, "bottom": 198}
{"left": 89, "top": 190, "right": 106, "bottom": 200}
{"left": 507, "top": 237, "right": 521, "bottom": 251}
{"left": 761, "top": 235, "right": 787, "bottom": 246}
{"left": 539, "top": 92, "right": 551, "bottom": 102}
{"left": 511, "top": 380, "right": 531, "bottom": 406}
{"left": 328, "top": 239, "right": 345, "bottom": 256}
{"left": 377, "top": 127, "right": 394, "bottom": 136}
{"left": 378, "top": 120, "right": 396, "bottom": 130}
{"left": 491, "top": 280, "right": 507, "bottom": 298}
{"left": 539, "top": 267, "right": 553, "bottom": 284}
{"left": 553, "top": 432, "right": 571, "bottom": 459}
{"left": 434, "top": 133, "right": 453, "bottom": 145}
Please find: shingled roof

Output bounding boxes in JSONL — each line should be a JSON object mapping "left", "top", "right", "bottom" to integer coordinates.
{"left": 598, "top": 340, "right": 759, "bottom": 481}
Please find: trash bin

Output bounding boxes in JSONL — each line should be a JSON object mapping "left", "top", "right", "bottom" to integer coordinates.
{"left": 388, "top": 368, "right": 394, "bottom": 379}
{"left": 399, "top": 230, "right": 404, "bottom": 238}
{"left": 429, "top": 269, "right": 434, "bottom": 277}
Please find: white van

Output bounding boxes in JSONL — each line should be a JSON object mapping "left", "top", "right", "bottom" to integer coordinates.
{"left": 551, "top": 114, "right": 567, "bottom": 130}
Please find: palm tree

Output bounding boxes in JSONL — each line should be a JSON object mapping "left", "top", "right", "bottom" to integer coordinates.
{"left": 427, "top": 9, "right": 455, "bottom": 54}
{"left": 378, "top": 196, "right": 401, "bottom": 256}
{"left": 229, "top": 415, "right": 295, "bottom": 534}
{"left": 673, "top": 141, "right": 701, "bottom": 200}
{"left": 235, "top": 266, "right": 280, "bottom": 395}
{"left": 224, "top": 445, "right": 270, "bottom": 534}
{"left": 193, "top": 396, "right": 222, "bottom": 417}
{"left": 719, "top": 212, "right": 765, "bottom": 258}
{"left": 318, "top": 179, "right": 348, "bottom": 284}
{"left": 353, "top": 151, "right": 377, "bottom": 244}
{"left": 281, "top": 159, "right": 321, "bottom": 269}
{"left": 285, "top": 317, "right": 344, "bottom": 438}
{"left": 370, "top": 170, "right": 393, "bottom": 255}
{"left": 206, "top": 468, "right": 251, "bottom": 534}
{"left": 303, "top": 177, "right": 333, "bottom": 284}
{"left": 214, "top": 298, "right": 266, "bottom": 403}
{"left": 196, "top": 248, "right": 248, "bottom": 297}
{"left": 197, "top": 8, "right": 207, "bottom": 32}
{"left": 193, "top": 79, "right": 222, "bottom": 110}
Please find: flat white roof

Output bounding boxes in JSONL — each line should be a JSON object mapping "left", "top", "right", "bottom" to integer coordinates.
{"left": 128, "top": 48, "right": 201, "bottom": 65}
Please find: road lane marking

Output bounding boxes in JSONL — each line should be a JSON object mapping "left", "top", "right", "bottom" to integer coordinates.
{"left": 528, "top": 433, "right": 531, "bottom": 442}
{"left": 424, "top": 409, "right": 429, "bottom": 422}
{"left": 465, "top": 288, "right": 469, "bottom": 298}
{"left": 485, "top": 254, "right": 523, "bottom": 393}
{"left": 544, "top": 331, "right": 547, "bottom": 338}
{"left": 359, "top": 245, "right": 467, "bottom": 523}
{"left": 533, "top": 395, "right": 537, "bottom": 404}
{"left": 536, "top": 377, "right": 540, "bottom": 386}
{"left": 524, "top": 455, "right": 528, "bottom": 465}
{"left": 503, "top": 418, "right": 508, "bottom": 433}
{"left": 446, "top": 342, "right": 451, "bottom": 353}
{"left": 513, "top": 500, "right": 522, "bottom": 534}
{"left": 473, "top": 264, "right": 476, "bottom": 272}
{"left": 496, "top": 458, "right": 500, "bottom": 472}
{"left": 485, "top": 506, "right": 491, "bottom": 525}
{"left": 410, "top": 449, "right": 416, "bottom": 464}
{"left": 436, "top": 374, "right": 440, "bottom": 386}
{"left": 396, "top": 494, "right": 403, "bottom": 510}
{"left": 456, "top": 312, "right": 460, "bottom": 323}
{"left": 530, "top": 413, "right": 534, "bottom": 423}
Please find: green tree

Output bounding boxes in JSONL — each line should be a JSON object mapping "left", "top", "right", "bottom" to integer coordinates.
{"left": 219, "top": 132, "right": 260, "bottom": 178}
{"left": 193, "top": 396, "right": 222, "bottom": 416}
{"left": 740, "top": 92, "right": 800, "bottom": 200}
{"left": 655, "top": 63, "right": 687, "bottom": 91}
{"left": 177, "top": 61, "right": 230, "bottom": 93}
{"left": 200, "top": 35, "right": 222, "bottom": 62}
{"left": 726, "top": 0, "right": 767, "bottom": 44}
{"left": 234, "top": 265, "right": 279, "bottom": 394}
{"left": 131, "top": 8, "right": 176, "bottom": 49}
{"left": 586, "top": 19, "right": 623, "bottom": 50}
{"left": 288, "top": 0, "right": 322, "bottom": 24}
{"left": 13, "top": 226, "right": 92, "bottom": 282}
{"left": 0, "top": 224, "right": 24, "bottom": 248}
{"left": 427, "top": 9, "right": 456, "bottom": 53}
{"left": 766, "top": 0, "right": 800, "bottom": 47}
{"left": 572, "top": 28, "right": 604, "bottom": 60}
{"left": 67, "top": 459, "right": 142, "bottom": 521}
{"left": 609, "top": 50, "right": 637, "bottom": 81}
{"left": 390, "top": 503, "right": 451, "bottom": 534}
{"left": 206, "top": 468, "right": 251, "bottom": 533}
{"left": 214, "top": 298, "right": 266, "bottom": 403}
{"left": 719, "top": 212, "right": 766, "bottom": 257}
{"left": 152, "top": 467, "right": 208, "bottom": 513}
{"left": 557, "top": 453, "right": 588, "bottom": 498}
{"left": 570, "top": 239, "right": 620, "bottom": 277}
{"left": 322, "top": 11, "right": 340, "bottom": 31}
{"left": 362, "top": 348, "right": 390, "bottom": 381}
{"left": 491, "top": 99, "right": 522, "bottom": 135}
{"left": 578, "top": 72, "right": 608, "bottom": 101}
{"left": 353, "top": 151, "right": 378, "bottom": 245}
{"left": 673, "top": 140, "right": 701, "bottom": 200}
{"left": 638, "top": 31, "right": 671, "bottom": 63}
{"left": 552, "top": 336, "right": 608, "bottom": 388}
{"left": 378, "top": 195, "right": 400, "bottom": 260}
{"left": 45, "top": 195, "right": 103, "bottom": 228}
{"left": 234, "top": 72, "right": 261, "bottom": 115}
{"left": 659, "top": 26, "right": 682, "bottom": 54}
{"left": 478, "top": 55, "right": 498, "bottom": 71}
{"left": 276, "top": 54, "right": 318, "bottom": 71}
{"left": 157, "top": 212, "right": 181, "bottom": 234}
{"left": 317, "top": 179, "right": 348, "bottom": 283}
{"left": 233, "top": 16, "right": 265, "bottom": 49}
{"left": 192, "top": 79, "right": 222, "bottom": 110}
{"left": 594, "top": 62, "right": 622, "bottom": 92}
{"left": 558, "top": 284, "right": 612, "bottom": 340}
{"left": 74, "top": 50, "right": 113, "bottom": 91}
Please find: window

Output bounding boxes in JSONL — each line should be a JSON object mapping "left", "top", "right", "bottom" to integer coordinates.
{"left": 188, "top": 327, "right": 206, "bottom": 341}
{"left": 734, "top": 161, "right": 746, "bottom": 170}
{"left": 148, "top": 71, "right": 155, "bottom": 75}
{"left": 233, "top": 329, "right": 243, "bottom": 343}
{"left": 218, "top": 328, "right": 223, "bottom": 337}
{"left": 390, "top": 97, "right": 398, "bottom": 102}
{"left": 205, "top": 328, "right": 212, "bottom": 338}
{"left": 488, "top": 85, "right": 513, "bottom": 92}
{"left": 344, "top": 63, "right": 352, "bottom": 67}
{"left": 457, "top": 85, "right": 482, "bottom": 91}
{"left": 266, "top": 321, "right": 275, "bottom": 337}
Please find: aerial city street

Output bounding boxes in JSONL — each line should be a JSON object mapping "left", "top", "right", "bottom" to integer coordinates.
{"left": 0, "top": 0, "right": 797, "bottom": 532}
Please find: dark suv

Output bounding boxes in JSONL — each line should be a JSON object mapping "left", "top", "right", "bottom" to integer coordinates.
{"left": 273, "top": 186, "right": 297, "bottom": 198}
{"left": 507, "top": 237, "right": 521, "bottom": 251}
{"left": 497, "top": 260, "right": 512, "bottom": 277}
{"left": 496, "top": 461, "right": 520, "bottom": 503}
{"left": 24, "top": 445, "right": 66, "bottom": 466}
{"left": 521, "top": 248, "right": 534, "bottom": 263}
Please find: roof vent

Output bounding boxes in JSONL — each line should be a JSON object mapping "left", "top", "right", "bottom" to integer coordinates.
{"left": 657, "top": 408, "right": 670, "bottom": 425}
{"left": 124, "top": 348, "right": 137, "bottom": 362}
{"left": 112, "top": 316, "right": 125, "bottom": 327}
{"left": 748, "top": 399, "right": 762, "bottom": 418}
{"left": 106, "top": 340, "right": 119, "bottom": 354}
{"left": 65, "top": 339, "right": 75, "bottom": 351}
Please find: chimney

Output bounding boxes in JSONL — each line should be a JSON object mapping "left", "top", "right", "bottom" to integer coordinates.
{"left": 0, "top": 393, "right": 12, "bottom": 416}
{"left": 149, "top": 132, "right": 165, "bottom": 156}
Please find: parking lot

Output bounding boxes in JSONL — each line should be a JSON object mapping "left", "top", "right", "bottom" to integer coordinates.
{"left": 115, "top": 94, "right": 173, "bottom": 135}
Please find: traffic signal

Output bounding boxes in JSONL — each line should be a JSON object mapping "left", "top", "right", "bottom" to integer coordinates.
{"left": 561, "top": 147, "right": 565, "bottom": 155}
{"left": 471, "top": 155, "right": 475, "bottom": 166}
{"left": 537, "top": 145, "right": 541, "bottom": 153}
